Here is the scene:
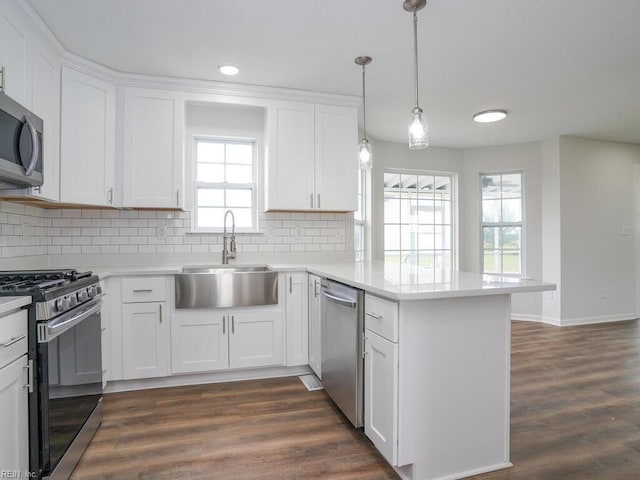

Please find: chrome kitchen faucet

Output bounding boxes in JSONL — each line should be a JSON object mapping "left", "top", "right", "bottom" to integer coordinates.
{"left": 222, "top": 210, "right": 236, "bottom": 264}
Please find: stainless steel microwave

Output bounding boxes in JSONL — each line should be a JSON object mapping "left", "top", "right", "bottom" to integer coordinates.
{"left": 0, "top": 91, "right": 43, "bottom": 189}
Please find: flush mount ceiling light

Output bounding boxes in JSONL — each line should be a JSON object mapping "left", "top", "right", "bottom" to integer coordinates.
{"left": 473, "top": 109, "right": 508, "bottom": 123}
{"left": 218, "top": 65, "right": 239, "bottom": 76}
{"left": 404, "top": 0, "right": 428, "bottom": 149}
{"left": 355, "top": 55, "right": 373, "bottom": 170}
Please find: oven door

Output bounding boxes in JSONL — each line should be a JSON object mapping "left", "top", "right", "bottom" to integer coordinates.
{"left": 36, "top": 297, "right": 103, "bottom": 479}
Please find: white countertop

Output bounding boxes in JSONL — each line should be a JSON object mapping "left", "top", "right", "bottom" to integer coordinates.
{"left": 0, "top": 296, "right": 32, "bottom": 316}
{"left": 89, "top": 260, "right": 555, "bottom": 301}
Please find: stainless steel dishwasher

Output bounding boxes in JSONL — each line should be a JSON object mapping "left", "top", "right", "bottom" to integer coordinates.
{"left": 320, "top": 278, "right": 364, "bottom": 428}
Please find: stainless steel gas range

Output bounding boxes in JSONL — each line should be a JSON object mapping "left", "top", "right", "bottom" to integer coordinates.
{"left": 0, "top": 269, "right": 103, "bottom": 480}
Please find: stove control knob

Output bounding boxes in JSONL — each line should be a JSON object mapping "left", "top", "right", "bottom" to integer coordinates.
{"left": 68, "top": 295, "right": 78, "bottom": 308}
{"left": 77, "top": 289, "right": 89, "bottom": 302}
{"left": 88, "top": 286, "right": 98, "bottom": 298}
{"left": 96, "top": 285, "right": 103, "bottom": 295}
{"left": 55, "top": 297, "right": 70, "bottom": 312}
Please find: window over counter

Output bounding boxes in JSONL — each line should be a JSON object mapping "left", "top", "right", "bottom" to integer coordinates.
{"left": 192, "top": 137, "right": 257, "bottom": 232}
{"left": 354, "top": 169, "right": 366, "bottom": 261}
{"left": 480, "top": 172, "right": 524, "bottom": 275}
{"left": 383, "top": 171, "right": 455, "bottom": 268}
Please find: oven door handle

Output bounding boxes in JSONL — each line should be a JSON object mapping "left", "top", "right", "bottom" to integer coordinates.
{"left": 38, "top": 297, "right": 102, "bottom": 343}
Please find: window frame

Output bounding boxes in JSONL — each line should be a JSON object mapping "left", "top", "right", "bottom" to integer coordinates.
{"left": 382, "top": 168, "right": 457, "bottom": 269}
{"left": 479, "top": 170, "right": 525, "bottom": 277}
{"left": 191, "top": 135, "right": 258, "bottom": 233}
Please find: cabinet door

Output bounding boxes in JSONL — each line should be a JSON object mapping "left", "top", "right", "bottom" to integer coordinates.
{"left": 31, "top": 43, "right": 61, "bottom": 201}
{"left": 0, "top": 8, "right": 30, "bottom": 107}
{"left": 308, "top": 274, "right": 322, "bottom": 378}
{"left": 229, "top": 308, "right": 283, "bottom": 369}
{"left": 265, "top": 101, "right": 315, "bottom": 211}
{"left": 122, "top": 302, "right": 169, "bottom": 379}
{"left": 364, "top": 329, "right": 398, "bottom": 466}
{"left": 285, "top": 272, "right": 309, "bottom": 366}
{"left": 314, "top": 104, "right": 358, "bottom": 211}
{"left": 171, "top": 312, "right": 229, "bottom": 374}
{"left": 60, "top": 66, "right": 115, "bottom": 206}
{"left": 122, "top": 87, "right": 184, "bottom": 208}
{"left": 0, "top": 356, "right": 29, "bottom": 473}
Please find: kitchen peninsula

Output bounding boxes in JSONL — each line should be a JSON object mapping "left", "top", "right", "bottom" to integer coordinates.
{"left": 92, "top": 260, "right": 554, "bottom": 480}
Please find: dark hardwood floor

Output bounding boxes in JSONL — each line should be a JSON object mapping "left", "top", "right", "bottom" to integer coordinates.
{"left": 71, "top": 320, "right": 640, "bottom": 480}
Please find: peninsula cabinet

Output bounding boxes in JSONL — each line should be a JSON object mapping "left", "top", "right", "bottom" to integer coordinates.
{"left": 265, "top": 101, "right": 357, "bottom": 212}
{"left": 171, "top": 306, "right": 284, "bottom": 374}
{"left": 308, "top": 274, "right": 322, "bottom": 378}
{"left": 60, "top": 66, "right": 116, "bottom": 206}
{"left": 122, "top": 87, "right": 184, "bottom": 208}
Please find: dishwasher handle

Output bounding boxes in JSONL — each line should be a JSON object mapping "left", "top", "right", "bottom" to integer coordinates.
{"left": 321, "top": 289, "right": 357, "bottom": 308}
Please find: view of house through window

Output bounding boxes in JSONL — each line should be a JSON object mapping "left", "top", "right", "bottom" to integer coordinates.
{"left": 481, "top": 172, "right": 523, "bottom": 275}
{"left": 383, "top": 171, "right": 454, "bottom": 268}
{"left": 193, "top": 137, "right": 256, "bottom": 231}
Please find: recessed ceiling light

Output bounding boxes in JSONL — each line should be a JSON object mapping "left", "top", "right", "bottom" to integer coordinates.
{"left": 473, "top": 109, "right": 508, "bottom": 123}
{"left": 218, "top": 65, "right": 239, "bottom": 76}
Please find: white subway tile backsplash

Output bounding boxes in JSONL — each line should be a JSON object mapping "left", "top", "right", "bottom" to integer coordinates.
{"left": 0, "top": 201, "right": 350, "bottom": 261}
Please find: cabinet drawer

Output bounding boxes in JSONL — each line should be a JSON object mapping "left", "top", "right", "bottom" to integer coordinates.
{"left": 122, "top": 276, "right": 166, "bottom": 303}
{"left": 364, "top": 294, "right": 398, "bottom": 342}
{"left": 0, "top": 309, "right": 28, "bottom": 368}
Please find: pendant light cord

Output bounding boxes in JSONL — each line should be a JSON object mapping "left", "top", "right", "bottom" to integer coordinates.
{"left": 413, "top": 8, "right": 420, "bottom": 108}
{"left": 362, "top": 64, "right": 367, "bottom": 138}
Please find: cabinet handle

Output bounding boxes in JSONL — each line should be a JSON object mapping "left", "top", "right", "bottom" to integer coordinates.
{"left": 223, "top": 315, "right": 226, "bottom": 334}
{"left": 0, "top": 66, "right": 5, "bottom": 93}
{"left": 310, "top": 194, "right": 314, "bottom": 209}
{"left": 317, "top": 194, "right": 321, "bottom": 209}
{"left": 0, "top": 334, "right": 26, "bottom": 348}
{"left": 365, "top": 311, "right": 383, "bottom": 319}
{"left": 108, "top": 187, "right": 114, "bottom": 204}
{"left": 362, "top": 334, "right": 367, "bottom": 359}
{"left": 176, "top": 189, "right": 180, "bottom": 207}
{"left": 313, "top": 279, "right": 318, "bottom": 298}
{"left": 23, "top": 360, "right": 33, "bottom": 393}
{"left": 133, "top": 289, "right": 153, "bottom": 293}
{"left": 289, "top": 276, "right": 292, "bottom": 293}
{"left": 159, "top": 304, "right": 163, "bottom": 323}
{"left": 232, "top": 315, "right": 235, "bottom": 334}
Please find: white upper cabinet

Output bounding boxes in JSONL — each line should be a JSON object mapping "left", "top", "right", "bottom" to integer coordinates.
{"left": 265, "top": 101, "right": 358, "bottom": 212}
{"left": 60, "top": 66, "right": 116, "bottom": 206}
{"left": 30, "top": 42, "right": 61, "bottom": 201}
{"left": 314, "top": 104, "right": 358, "bottom": 211}
{"left": 265, "top": 101, "right": 315, "bottom": 211}
{"left": 122, "top": 87, "right": 184, "bottom": 208}
{"left": 0, "top": 8, "right": 30, "bottom": 107}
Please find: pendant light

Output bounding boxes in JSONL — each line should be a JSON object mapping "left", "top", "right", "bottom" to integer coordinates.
{"left": 404, "top": 0, "right": 428, "bottom": 149}
{"left": 355, "top": 56, "right": 373, "bottom": 169}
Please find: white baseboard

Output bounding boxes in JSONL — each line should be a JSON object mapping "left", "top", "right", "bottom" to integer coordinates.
{"left": 511, "top": 312, "right": 637, "bottom": 327}
{"left": 105, "top": 365, "right": 312, "bottom": 394}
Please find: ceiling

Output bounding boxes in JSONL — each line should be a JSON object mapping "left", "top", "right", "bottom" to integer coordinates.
{"left": 27, "top": 0, "right": 640, "bottom": 149}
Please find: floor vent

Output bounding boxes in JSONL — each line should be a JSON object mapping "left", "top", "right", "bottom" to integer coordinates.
{"left": 299, "top": 374, "right": 323, "bottom": 391}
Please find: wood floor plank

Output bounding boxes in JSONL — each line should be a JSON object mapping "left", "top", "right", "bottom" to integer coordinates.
{"left": 71, "top": 319, "right": 640, "bottom": 479}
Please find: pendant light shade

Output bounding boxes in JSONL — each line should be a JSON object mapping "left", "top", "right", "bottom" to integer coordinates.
{"left": 355, "top": 56, "right": 373, "bottom": 169}
{"left": 404, "top": 0, "right": 428, "bottom": 149}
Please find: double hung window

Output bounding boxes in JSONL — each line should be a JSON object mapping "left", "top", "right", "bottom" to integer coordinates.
{"left": 481, "top": 172, "right": 523, "bottom": 275}
{"left": 193, "top": 137, "right": 256, "bottom": 231}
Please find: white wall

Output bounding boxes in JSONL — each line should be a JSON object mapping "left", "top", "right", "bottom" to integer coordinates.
{"left": 557, "top": 136, "right": 640, "bottom": 324}
{"left": 462, "top": 142, "right": 543, "bottom": 319}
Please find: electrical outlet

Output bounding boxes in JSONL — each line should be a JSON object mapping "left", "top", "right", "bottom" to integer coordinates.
{"left": 156, "top": 225, "right": 167, "bottom": 239}
{"left": 622, "top": 224, "right": 631, "bottom": 236}
{"left": 545, "top": 291, "right": 554, "bottom": 300}
{"left": 601, "top": 288, "right": 608, "bottom": 299}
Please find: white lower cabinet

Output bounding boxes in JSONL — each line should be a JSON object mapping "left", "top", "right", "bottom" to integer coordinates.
{"left": 0, "top": 355, "right": 29, "bottom": 473}
{"left": 284, "top": 272, "right": 309, "bottom": 366}
{"left": 122, "top": 302, "right": 169, "bottom": 379}
{"left": 171, "top": 307, "right": 283, "bottom": 374}
{"left": 363, "top": 294, "right": 399, "bottom": 466}
{"left": 364, "top": 329, "right": 398, "bottom": 466}
{"left": 308, "top": 274, "right": 322, "bottom": 378}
